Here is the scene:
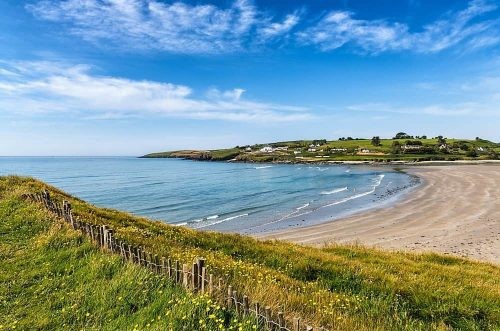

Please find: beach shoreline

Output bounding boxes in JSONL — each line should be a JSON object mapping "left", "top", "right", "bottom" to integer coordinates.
{"left": 256, "top": 164, "right": 500, "bottom": 264}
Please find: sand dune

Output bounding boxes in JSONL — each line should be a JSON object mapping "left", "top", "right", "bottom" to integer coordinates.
{"left": 257, "top": 165, "right": 500, "bottom": 264}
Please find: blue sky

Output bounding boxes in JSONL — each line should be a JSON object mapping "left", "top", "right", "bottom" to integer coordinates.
{"left": 0, "top": 0, "right": 499, "bottom": 156}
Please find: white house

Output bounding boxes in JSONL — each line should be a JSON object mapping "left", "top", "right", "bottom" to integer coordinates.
{"left": 402, "top": 145, "right": 423, "bottom": 150}
{"left": 245, "top": 147, "right": 252, "bottom": 152}
{"left": 307, "top": 148, "right": 317, "bottom": 152}
{"left": 293, "top": 150, "right": 301, "bottom": 155}
{"left": 259, "top": 146, "right": 274, "bottom": 153}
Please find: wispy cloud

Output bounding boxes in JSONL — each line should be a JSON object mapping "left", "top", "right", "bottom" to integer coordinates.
{"left": 347, "top": 101, "right": 499, "bottom": 117}
{"left": 297, "top": 0, "right": 499, "bottom": 53}
{"left": 26, "top": 0, "right": 498, "bottom": 55}
{"left": 0, "top": 60, "right": 310, "bottom": 121}
{"left": 26, "top": 0, "right": 298, "bottom": 54}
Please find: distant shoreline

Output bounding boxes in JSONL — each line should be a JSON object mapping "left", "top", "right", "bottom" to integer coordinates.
{"left": 257, "top": 164, "right": 500, "bottom": 264}
{"left": 143, "top": 154, "right": 500, "bottom": 166}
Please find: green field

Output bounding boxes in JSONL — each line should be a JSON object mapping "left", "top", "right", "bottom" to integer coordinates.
{"left": 142, "top": 136, "right": 500, "bottom": 163}
{"left": 1, "top": 176, "right": 499, "bottom": 330}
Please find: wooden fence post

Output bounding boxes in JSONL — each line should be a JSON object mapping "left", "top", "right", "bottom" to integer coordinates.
{"left": 243, "top": 295, "right": 249, "bottom": 315}
{"left": 146, "top": 252, "right": 152, "bottom": 270}
{"left": 265, "top": 306, "right": 272, "bottom": 330}
{"left": 89, "top": 224, "right": 95, "bottom": 243}
{"left": 208, "top": 273, "right": 213, "bottom": 295}
{"left": 197, "top": 258, "right": 205, "bottom": 291}
{"left": 108, "top": 230, "right": 114, "bottom": 252}
{"left": 136, "top": 247, "right": 142, "bottom": 265}
{"left": 182, "top": 264, "right": 189, "bottom": 288}
{"left": 293, "top": 318, "right": 300, "bottom": 331}
{"left": 278, "top": 312, "right": 285, "bottom": 330}
{"left": 192, "top": 262, "right": 198, "bottom": 290}
{"left": 201, "top": 267, "right": 206, "bottom": 294}
{"left": 101, "top": 226, "right": 108, "bottom": 248}
{"left": 167, "top": 258, "right": 172, "bottom": 278}
{"left": 127, "top": 245, "right": 133, "bottom": 262}
{"left": 227, "top": 285, "right": 233, "bottom": 308}
{"left": 254, "top": 302, "right": 261, "bottom": 326}
{"left": 161, "top": 257, "right": 167, "bottom": 275}
{"left": 154, "top": 255, "right": 160, "bottom": 274}
{"left": 233, "top": 290, "right": 239, "bottom": 314}
{"left": 175, "top": 260, "right": 180, "bottom": 283}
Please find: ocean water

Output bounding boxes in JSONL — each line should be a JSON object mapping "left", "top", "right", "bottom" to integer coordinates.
{"left": 0, "top": 157, "right": 417, "bottom": 234}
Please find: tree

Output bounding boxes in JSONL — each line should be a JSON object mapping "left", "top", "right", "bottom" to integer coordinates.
{"left": 391, "top": 141, "right": 402, "bottom": 154}
{"left": 437, "top": 135, "right": 446, "bottom": 145}
{"left": 466, "top": 149, "right": 478, "bottom": 157}
{"left": 371, "top": 136, "right": 381, "bottom": 146}
{"left": 422, "top": 135, "right": 427, "bottom": 139}
{"left": 393, "top": 132, "right": 413, "bottom": 139}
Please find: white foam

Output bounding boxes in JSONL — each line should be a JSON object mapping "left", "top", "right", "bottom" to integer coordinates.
{"left": 207, "top": 215, "right": 219, "bottom": 220}
{"left": 321, "top": 174, "right": 384, "bottom": 208}
{"left": 196, "top": 213, "right": 248, "bottom": 228}
{"left": 255, "top": 166, "right": 273, "bottom": 169}
{"left": 174, "top": 222, "right": 187, "bottom": 226}
{"left": 321, "top": 187, "right": 348, "bottom": 195}
{"left": 296, "top": 202, "right": 310, "bottom": 211}
{"left": 345, "top": 169, "right": 351, "bottom": 173}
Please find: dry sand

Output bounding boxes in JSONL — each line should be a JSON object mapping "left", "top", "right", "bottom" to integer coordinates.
{"left": 257, "top": 164, "right": 500, "bottom": 264}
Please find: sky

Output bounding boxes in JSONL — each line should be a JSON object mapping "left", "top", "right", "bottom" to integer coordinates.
{"left": 0, "top": 0, "right": 499, "bottom": 156}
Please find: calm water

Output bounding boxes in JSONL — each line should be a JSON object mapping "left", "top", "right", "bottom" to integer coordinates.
{"left": 0, "top": 157, "right": 417, "bottom": 234}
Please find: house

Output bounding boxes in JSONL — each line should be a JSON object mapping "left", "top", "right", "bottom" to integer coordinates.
{"left": 245, "top": 147, "right": 252, "bottom": 152}
{"left": 402, "top": 145, "right": 423, "bottom": 150}
{"left": 293, "top": 150, "right": 301, "bottom": 155}
{"left": 477, "top": 147, "right": 484, "bottom": 151}
{"left": 259, "top": 146, "right": 274, "bottom": 153}
{"left": 330, "top": 148, "right": 347, "bottom": 153}
{"left": 360, "top": 149, "right": 370, "bottom": 153}
{"left": 307, "top": 148, "right": 317, "bottom": 152}
{"left": 275, "top": 146, "right": 289, "bottom": 151}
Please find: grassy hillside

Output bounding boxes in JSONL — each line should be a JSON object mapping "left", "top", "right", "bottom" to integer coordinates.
{"left": 1, "top": 176, "right": 499, "bottom": 330}
{"left": 0, "top": 178, "right": 253, "bottom": 331}
{"left": 142, "top": 137, "right": 500, "bottom": 163}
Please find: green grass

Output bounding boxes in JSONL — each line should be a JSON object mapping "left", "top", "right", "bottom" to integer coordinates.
{"left": 0, "top": 177, "right": 255, "bottom": 331}
{"left": 142, "top": 138, "right": 500, "bottom": 163}
{"left": 1, "top": 176, "right": 499, "bottom": 330}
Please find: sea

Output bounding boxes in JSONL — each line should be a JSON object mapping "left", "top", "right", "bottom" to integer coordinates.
{"left": 0, "top": 157, "right": 418, "bottom": 234}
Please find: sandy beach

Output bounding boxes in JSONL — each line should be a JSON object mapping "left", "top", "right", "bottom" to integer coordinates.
{"left": 257, "top": 164, "right": 500, "bottom": 264}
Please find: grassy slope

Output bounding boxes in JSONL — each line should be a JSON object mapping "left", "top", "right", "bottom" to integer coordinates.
{"left": 142, "top": 138, "right": 500, "bottom": 162}
{"left": 1, "top": 176, "right": 499, "bottom": 330}
{"left": 0, "top": 178, "right": 254, "bottom": 331}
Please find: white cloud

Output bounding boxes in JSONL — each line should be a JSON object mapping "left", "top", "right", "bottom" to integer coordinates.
{"left": 346, "top": 101, "right": 499, "bottom": 117}
{"left": 26, "top": 0, "right": 299, "bottom": 54}
{"left": 26, "top": 0, "right": 499, "bottom": 54}
{"left": 0, "top": 61, "right": 310, "bottom": 121}
{"left": 297, "top": 0, "right": 499, "bottom": 53}
{"left": 259, "top": 13, "right": 300, "bottom": 40}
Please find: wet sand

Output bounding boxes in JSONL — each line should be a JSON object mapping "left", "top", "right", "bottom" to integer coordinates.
{"left": 257, "top": 165, "right": 500, "bottom": 264}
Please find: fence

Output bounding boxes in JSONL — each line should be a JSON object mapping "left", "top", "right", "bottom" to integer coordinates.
{"left": 25, "top": 190, "right": 328, "bottom": 331}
